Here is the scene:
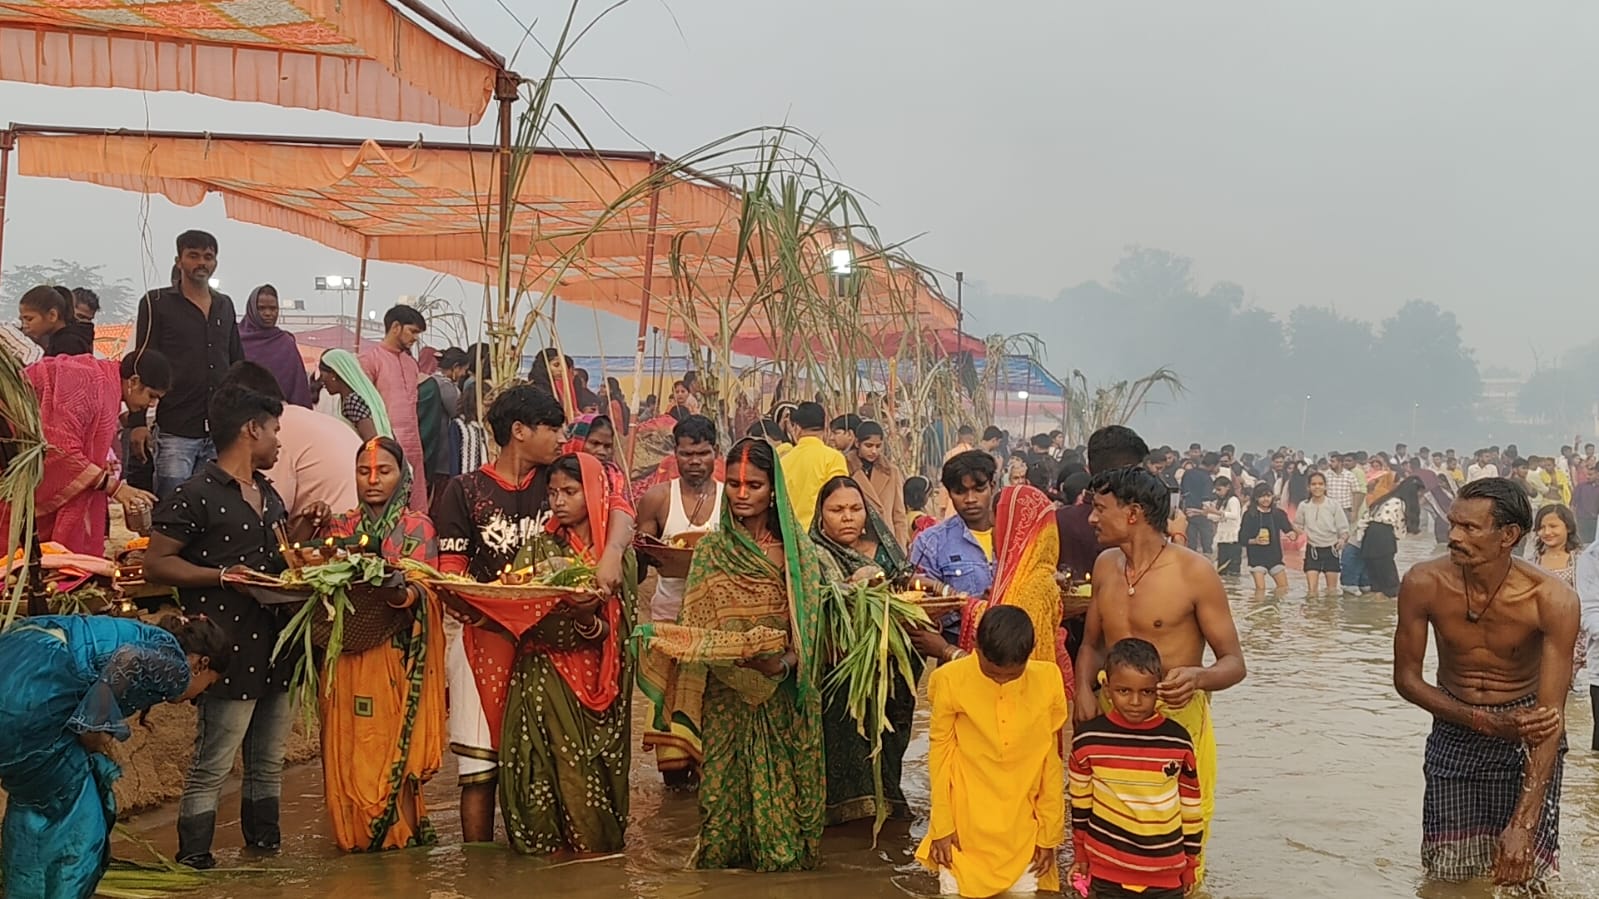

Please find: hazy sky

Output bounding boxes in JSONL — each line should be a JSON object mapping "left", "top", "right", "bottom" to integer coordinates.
{"left": 4, "top": 1, "right": 1597, "bottom": 369}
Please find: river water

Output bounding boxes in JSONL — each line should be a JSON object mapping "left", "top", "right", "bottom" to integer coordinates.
{"left": 121, "top": 536, "right": 1598, "bottom": 898}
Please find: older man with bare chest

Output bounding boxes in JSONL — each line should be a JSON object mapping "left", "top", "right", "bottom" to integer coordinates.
{"left": 1074, "top": 465, "right": 1247, "bottom": 886}
{"left": 1394, "top": 477, "right": 1578, "bottom": 889}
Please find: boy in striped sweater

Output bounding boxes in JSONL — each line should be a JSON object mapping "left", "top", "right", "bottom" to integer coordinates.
{"left": 1069, "top": 638, "right": 1203, "bottom": 898}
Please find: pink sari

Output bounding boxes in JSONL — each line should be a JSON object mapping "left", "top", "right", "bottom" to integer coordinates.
{"left": 5, "top": 357, "right": 122, "bottom": 555}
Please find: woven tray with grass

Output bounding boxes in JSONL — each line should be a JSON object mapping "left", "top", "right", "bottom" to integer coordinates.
{"left": 426, "top": 556, "right": 602, "bottom": 639}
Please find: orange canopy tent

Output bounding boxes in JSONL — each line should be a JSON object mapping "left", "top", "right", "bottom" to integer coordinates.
{"left": 0, "top": 0, "right": 503, "bottom": 126}
{"left": 2, "top": 124, "right": 959, "bottom": 362}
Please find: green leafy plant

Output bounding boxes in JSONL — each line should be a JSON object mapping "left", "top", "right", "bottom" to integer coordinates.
{"left": 269, "top": 555, "right": 389, "bottom": 723}
{"left": 819, "top": 582, "right": 933, "bottom": 843}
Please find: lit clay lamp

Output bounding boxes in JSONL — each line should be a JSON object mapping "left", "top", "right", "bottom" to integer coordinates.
{"left": 500, "top": 564, "right": 536, "bottom": 586}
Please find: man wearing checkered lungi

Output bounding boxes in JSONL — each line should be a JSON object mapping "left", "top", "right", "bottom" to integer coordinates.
{"left": 1393, "top": 477, "right": 1579, "bottom": 890}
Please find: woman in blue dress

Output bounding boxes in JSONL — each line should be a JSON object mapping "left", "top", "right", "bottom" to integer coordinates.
{"left": 0, "top": 614, "right": 231, "bottom": 899}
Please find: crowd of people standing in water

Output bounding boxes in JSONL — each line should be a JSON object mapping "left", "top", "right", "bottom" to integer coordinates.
{"left": 0, "top": 229, "right": 1593, "bottom": 898}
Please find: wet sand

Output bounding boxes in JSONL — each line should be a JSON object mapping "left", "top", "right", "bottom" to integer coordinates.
{"left": 120, "top": 536, "right": 1598, "bottom": 898}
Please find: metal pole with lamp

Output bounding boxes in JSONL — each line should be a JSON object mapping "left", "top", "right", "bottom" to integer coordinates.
{"left": 1020, "top": 364, "right": 1033, "bottom": 437}
{"left": 352, "top": 250, "right": 370, "bottom": 351}
{"left": 830, "top": 246, "right": 853, "bottom": 408}
{"left": 1301, "top": 394, "right": 1311, "bottom": 446}
{"left": 955, "top": 270, "right": 964, "bottom": 343}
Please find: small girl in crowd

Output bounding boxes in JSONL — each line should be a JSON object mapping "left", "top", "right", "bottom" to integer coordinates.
{"left": 1240, "top": 483, "right": 1294, "bottom": 593}
{"left": 918, "top": 606, "right": 1066, "bottom": 897}
{"left": 1209, "top": 476, "right": 1243, "bottom": 576}
{"left": 904, "top": 475, "right": 939, "bottom": 541}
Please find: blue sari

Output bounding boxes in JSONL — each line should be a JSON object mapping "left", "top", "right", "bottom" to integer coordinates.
{"left": 0, "top": 616, "right": 192, "bottom": 899}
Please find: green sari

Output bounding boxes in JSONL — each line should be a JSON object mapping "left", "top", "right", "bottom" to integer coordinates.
{"left": 635, "top": 443, "right": 827, "bottom": 871}
{"left": 808, "top": 488, "right": 921, "bottom": 825}
{"left": 498, "top": 454, "right": 637, "bottom": 856}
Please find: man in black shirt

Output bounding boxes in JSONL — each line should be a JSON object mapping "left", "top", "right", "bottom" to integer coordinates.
{"left": 146, "top": 384, "right": 328, "bottom": 869}
{"left": 1181, "top": 452, "right": 1219, "bottom": 554}
{"left": 129, "top": 230, "right": 244, "bottom": 498}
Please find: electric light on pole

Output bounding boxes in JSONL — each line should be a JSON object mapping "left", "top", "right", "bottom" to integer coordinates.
{"left": 314, "top": 275, "right": 367, "bottom": 320}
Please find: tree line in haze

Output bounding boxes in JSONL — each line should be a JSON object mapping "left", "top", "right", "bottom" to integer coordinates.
{"left": 956, "top": 246, "right": 1586, "bottom": 450}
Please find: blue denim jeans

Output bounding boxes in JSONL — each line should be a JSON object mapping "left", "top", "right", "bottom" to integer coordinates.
{"left": 1340, "top": 542, "right": 1369, "bottom": 591}
{"left": 176, "top": 692, "right": 292, "bottom": 865}
{"left": 154, "top": 431, "right": 215, "bottom": 498}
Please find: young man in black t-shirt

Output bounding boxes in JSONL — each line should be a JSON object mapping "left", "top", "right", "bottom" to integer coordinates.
{"left": 432, "top": 385, "right": 636, "bottom": 845}
{"left": 146, "top": 384, "right": 328, "bottom": 868}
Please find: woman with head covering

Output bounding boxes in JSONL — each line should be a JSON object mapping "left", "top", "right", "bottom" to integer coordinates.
{"left": 956, "top": 484, "right": 1073, "bottom": 699}
{"left": 238, "top": 285, "right": 312, "bottom": 407}
{"left": 849, "top": 421, "right": 909, "bottom": 545}
{"left": 635, "top": 437, "right": 827, "bottom": 871}
{"left": 318, "top": 349, "right": 391, "bottom": 443}
{"left": 0, "top": 615, "right": 230, "bottom": 899}
{"left": 315, "top": 437, "right": 445, "bottom": 852}
{"left": 810, "top": 475, "right": 920, "bottom": 824}
{"left": 497, "top": 452, "right": 636, "bottom": 856}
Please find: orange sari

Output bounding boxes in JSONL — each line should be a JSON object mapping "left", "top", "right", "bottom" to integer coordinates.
{"left": 320, "top": 506, "right": 445, "bottom": 852}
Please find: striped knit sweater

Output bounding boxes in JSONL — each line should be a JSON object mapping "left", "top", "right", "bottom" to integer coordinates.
{"left": 1069, "top": 710, "right": 1203, "bottom": 890}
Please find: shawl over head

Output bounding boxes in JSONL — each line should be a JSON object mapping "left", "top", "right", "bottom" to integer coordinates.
{"left": 808, "top": 475, "right": 909, "bottom": 580}
{"left": 239, "top": 286, "right": 313, "bottom": 407}
{"left": 633, "top": 437, "right": 827, "bottom": 758}
{"left": 321, "top": 348, "right": 393, "bottom": 438}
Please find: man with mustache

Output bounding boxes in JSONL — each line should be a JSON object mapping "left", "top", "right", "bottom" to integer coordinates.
{"left": 1074, "top": 464, "right": 1246, "bottom": 886}
{"left": 1394, "top": 477, "right": 1578, "bottom": 890}
{"left": 127, "top": 230, "right": 244, "bottom": 497}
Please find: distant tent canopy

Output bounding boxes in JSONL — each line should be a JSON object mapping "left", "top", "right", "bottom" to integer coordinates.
{"left": 974, "top": 355, "right": 1065, "bottom": 399}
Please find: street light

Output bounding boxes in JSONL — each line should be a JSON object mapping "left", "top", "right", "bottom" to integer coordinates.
{"left": 1018, "top": 390, "right": 1031, "bottom": 438}
{"left": 314, "top": 275, "right": 367, "bottom": 320}
{"left": 1301, "top": 394, "right": 1311, "bottom": 445}
{"left": 207, "top": 277, "right": 220, "bottom": 289}
{"left": 829, "top": 247, "right": 853, "bottom": 275}
{"left": 1411, "top": 402, "right": 1420, "bottom": 441}
{"left": 828, "top": 246, "right": 854, "bottom": 308}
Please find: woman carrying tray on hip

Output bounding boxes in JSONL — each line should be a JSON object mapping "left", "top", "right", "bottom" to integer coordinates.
{"left": 317, "top": 437, "right": 446, "bottom": 852}
{"left": 810, "top": 474, "right": 920, "bottom": 825}
{"left": 635, "top": 437, "right": 828, "bottom": 872}
{"left": 497, "top": 451, "right": 636, "bottom": 857}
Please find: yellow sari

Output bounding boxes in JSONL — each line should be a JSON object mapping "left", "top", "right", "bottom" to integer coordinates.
{"left": 958, "top": 485, "right": 1073, "bottom": 700}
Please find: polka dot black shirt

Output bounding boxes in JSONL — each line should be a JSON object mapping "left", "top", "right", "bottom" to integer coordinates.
{"left": 151, "top": 463, "right": 292, "bottom": 701}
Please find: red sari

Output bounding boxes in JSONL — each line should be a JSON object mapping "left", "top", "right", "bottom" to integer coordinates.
{"left": 2, "top": 357, "right": 123, "bottom": 555}
{"left": 460, "top": 454, "right": 635, "bottom": 748}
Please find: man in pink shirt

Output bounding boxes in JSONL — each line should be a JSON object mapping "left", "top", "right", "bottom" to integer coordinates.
{"left": 361, "top": 305, "right": 428, "bottom": 511}
{"left": 223, "top": 361, "right": 361, "bottom": 518}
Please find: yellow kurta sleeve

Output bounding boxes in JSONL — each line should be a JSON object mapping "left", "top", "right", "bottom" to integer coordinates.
{"left": 1033, "top": 678, "right": 1069, "bottom": 848}
{"left": 925, "top": 665, "right": 958, "bottom": 840}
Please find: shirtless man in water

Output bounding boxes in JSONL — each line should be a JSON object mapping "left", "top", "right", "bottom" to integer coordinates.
{"left": 1074, "top": 465, "right": 1246, "bottom": 884}
{"left": 1393, "top": 477, "right": 1577, "bottom": 888}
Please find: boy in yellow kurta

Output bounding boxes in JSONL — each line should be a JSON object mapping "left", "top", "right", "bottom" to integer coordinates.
{"left": 917, "top": 605, "right": 1068, "bottom": 897}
